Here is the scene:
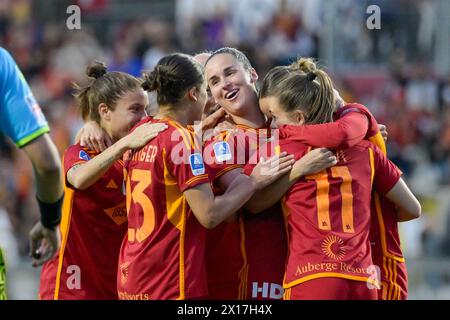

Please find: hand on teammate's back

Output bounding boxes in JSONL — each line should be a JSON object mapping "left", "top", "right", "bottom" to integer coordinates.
{"left": 122, "top": 122, "right": 168, "bottom": 150}
{"left": 250, "top": 152, "right": 295, "bottom": 190}
{"left": 378, "top": 124, "right": 388, "bottom": 141}
{"left": 293, "top": 148, "right": 337, "bottom": 177}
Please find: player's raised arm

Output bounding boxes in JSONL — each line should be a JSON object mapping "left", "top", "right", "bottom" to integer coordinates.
{"left": 184, "top": 153, "right": 294, "bottom": 228}
{"left": 75, "top": 120, "right": 112, "bottom": 153}
{"left": 68, "top": 122, "right": 166, "bottom": 190}
{"left": 0, "top": 47, "right": 64, "bottom": 267}
{"left": 244, "top": 148, "right": 337, "bottom": 214}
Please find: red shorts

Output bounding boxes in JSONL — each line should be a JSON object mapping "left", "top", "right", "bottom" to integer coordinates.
{"left": 205, "top": 220, "right": 244, "bottom": 299}
{"left": 284, "top": 278, "right": 378, "bottom": 300}
{"left": 376, "top": 258, "right": 408, "bottom": 300}
{"left": 243, "top": 209, "right": 287, "bottom": 300}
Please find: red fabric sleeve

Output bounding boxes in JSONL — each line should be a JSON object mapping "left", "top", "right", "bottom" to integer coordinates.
{"left": 243, "top": 162, "right": 256, "bottom": 176}
{"left": 372, "top": 145, "right": 403, "bottom": 195}
{"left": 203, "top": 132, "right": 244, "bottom": 181}
{"left": 170, "top": 156, "right": 209, "bottom": 192}
{"left": 63, "top": 144, "right": 99, "bottom": 189}
{"left": 63, "top": 144, "right": 94, "bottom": 176}
{"left": 166, "top": 131, "right": 210, "bottom": 193}
{"left": 279, "top": 111, "right": 369, "bottom": 149}
{"left": 336, "top": 103, "right": 380, "bottom": 138}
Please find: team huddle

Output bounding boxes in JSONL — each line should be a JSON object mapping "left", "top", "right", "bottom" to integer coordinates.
{"left": 34, "top": 47, "right": 420, "bottom": 300}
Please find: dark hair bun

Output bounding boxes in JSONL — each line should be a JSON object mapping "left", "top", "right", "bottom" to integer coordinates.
{"left": 86, "top": 61, "right": 107, "bottom": 79}
{"left": 292, "top": 57, "right": 317, "bottom": 74}
{"left": 141, "top": 65, "right": 181, "bottom": 93}
{"left": 306, "top": 72, "right": 317, "bottom": 81}
{"left": 141, "top": 71, "right": 156, "bottom": 91}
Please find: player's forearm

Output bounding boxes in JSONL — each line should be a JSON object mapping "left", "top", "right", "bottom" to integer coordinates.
{"left": 207, "top": 175, "right": 257, "bottom": 227}
{"left": 34, "top": 166, "right": 63, "bottom": 202}
{"left": 245, "top": 156, "right": 309, "bottom": 213}
{"left": 396, "top": 207, "right": 420, "bottom": 222}
{"left": 311, "top": 117, "right": 366, "bottom": 148}
{"left": 24, "top": 134, "right": 63, "bottom": 202}
{"left": 385, "top": 179, "right": 421, "bottom": 221}
{"left": 393, "top": 196, "right": 421, "bottom": 222}
{"left": 245, "top": 172, "right": 296, "bottom": 213}
{"left": 68, "top": 139, "right": 128, "bottom": 190}
{"left": 286, "top": 112, "right": 368, "bottom": 149}
{"left": 333, "top": 113, "right": 369, "bottom": 149}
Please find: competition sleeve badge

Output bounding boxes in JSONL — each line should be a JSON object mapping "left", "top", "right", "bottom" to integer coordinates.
{"left": 189, "top": 153, "right": 205, "bottom": 176}
{"left": 79, "top": 150, "right": 91, "bottom": 161}
{"left": 213, "top": 141, "right": 232, "bottom": 162}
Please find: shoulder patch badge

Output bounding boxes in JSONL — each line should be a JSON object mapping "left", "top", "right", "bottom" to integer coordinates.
{"left": 79, "top": 150, "right": 91, "bottom": 161}
{"left": 213, "top": 141, "right": 232, "bottom": 162}
{"left": 189, "top": 153, "right": 205, "bottom": 176}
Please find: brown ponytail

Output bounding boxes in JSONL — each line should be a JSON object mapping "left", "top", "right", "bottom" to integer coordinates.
{"left": 141, "top": 53, "right": 204, "bottom": 107}
{"left": 86, "top": 61, "right": 107, "bottom": 79}
{"left": 260, "top": 57, "right": 318, "bottom": 100}
{"left": 260, "top": 56, "right": 335, "bottom": 125}
{"left": 305, "top": 69, "right": 335, "bottom": 124}
{"left": 259, "top": 66, "right": 291, "bottom": 99}
{"left": 73, "top": 61, "right": 142, "bottom": 123}
{"left": 290, "top": 57, "right": 317, "bottom": 74}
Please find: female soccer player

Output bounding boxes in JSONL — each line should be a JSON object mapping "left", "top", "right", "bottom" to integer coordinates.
{"left": 39, "top": 62, "right": 167, "bottom": 300}
{"left": 245, "top": 61, "right": 421, "bottom": 299}
{"left": 256, "top": 58, "right": 411, "bottom": 300}
{"left": 203, "top": 47, "right": 338, "bottom": 300}
{"left": 78, "top": 50, "right": 336, "bottom": 300}
{"left": 117, "top": 53, "right": 294, "bottom": 300}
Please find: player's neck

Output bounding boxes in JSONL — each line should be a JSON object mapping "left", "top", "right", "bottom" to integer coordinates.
{"left": 100, "top": 122, "right": 117, "bottom": 143}
{"left": 230, "top": 104, "right": 267, "bottom": 129}
{"left": 155, "top": 108, "right": 190, "bottom": 127}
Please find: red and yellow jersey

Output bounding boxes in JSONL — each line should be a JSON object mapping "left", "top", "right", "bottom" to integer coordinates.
{"left": 280, "top": 103, "right": 381, "bottom": 150}
{"left": 245, "top": 137, "right": 402, "bottom": 289}
{"left": 336, "top": 104, "right": 408, "bottom": 299}
{"left": 117, "top": 117, "right": 210, "bottom": 300}
{"left": 279, "top": 103, "right": 370, "bottom": 150}
{"left": 241, "top": 202, "right": 287, "bottom": 300}
{"left": 282, "top": 103, "right": 408, "bottom": 299}
{"left": 39, "top": 144, "right": 127, "bottom": 300}
{"left": 334, "top": 103, "right": 385, "bottom": 151}
{"left": 203, "top": 130, "right": 245, "bottom": 300}
{"left": 204, "top": 124, "right": 287, "bottom": 300}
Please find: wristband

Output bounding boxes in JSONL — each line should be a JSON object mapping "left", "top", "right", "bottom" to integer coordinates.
{"left": 36, "top": 195, "right": 63, "bottom": 230}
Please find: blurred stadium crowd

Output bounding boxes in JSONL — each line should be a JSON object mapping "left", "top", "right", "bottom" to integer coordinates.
{"left": 0, "top": 0, "right": 450, "bottom": 299}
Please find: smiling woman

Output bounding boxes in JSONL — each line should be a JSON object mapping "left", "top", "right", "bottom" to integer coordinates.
{"left": 38, "top": 62, "right": 167, "bottom": 300}
{"left": 201, "top": 47, "right": 315, "bottom": 301}
{"left": 205, "top": 48, "right": 262, "bottom": 124}
{"left": 117, "top": 52, "right": 293, "bottom": 300}
{"left": 244, "top": 60, "right": 421, "bottom": 300}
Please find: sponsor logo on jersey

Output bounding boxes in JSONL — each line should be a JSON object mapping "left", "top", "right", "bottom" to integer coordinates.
{"left": 252, "top": 282, "right": 284, "bottom": 299}
{"left": 321, "top": 235, "right": 346, "bottom": 260}
{"left": 106, "top": 179, "right": 118, "bottom": 189}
